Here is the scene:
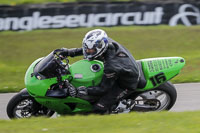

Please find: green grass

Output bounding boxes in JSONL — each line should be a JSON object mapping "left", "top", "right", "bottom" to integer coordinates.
{"left": 0, "top": 111, "right": 200, "bottom": 132}
{"left": 0, "top": 26, "right": 200, "bottom": 93}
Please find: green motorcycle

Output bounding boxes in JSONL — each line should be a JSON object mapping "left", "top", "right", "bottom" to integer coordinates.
{"left": 7, "top": 49, "right": 185, "bottom": 119}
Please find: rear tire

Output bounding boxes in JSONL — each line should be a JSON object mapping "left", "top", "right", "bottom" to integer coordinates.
{"left": 129, "top": 81, "right": 177, "bottom": 111}
{"left": 7, "top": 91, "right": 55, "bottom": 119}
{"left": 156, "top": 81, "right": 177, "bottom": 110}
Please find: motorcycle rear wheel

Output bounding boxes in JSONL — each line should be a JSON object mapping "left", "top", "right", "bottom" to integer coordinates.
{"left": 129, "top": 81, "right": 177, "bottom": 112}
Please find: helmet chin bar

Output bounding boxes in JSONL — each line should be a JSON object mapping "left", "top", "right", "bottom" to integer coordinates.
{"left": 85, "top": 42, "right": 108, "bottom": 61}
{"left": 86, "top": 48, "right": 97, "bottom": 56}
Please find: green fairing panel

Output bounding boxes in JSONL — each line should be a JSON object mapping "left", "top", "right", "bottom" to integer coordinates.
{"left": 69, "top": 59, "right": 104, "bottom": 88}
{"left": 139, "top": 57, "right": 185, "bottom": 90}
{"left": 35, "top": 96, "right": 92, "bottom": 114}
{"left": 25, "top": 58, "right": 58, "bottom": 97}
{"left": 25, "top": 58, "right": 93, "bottom": 114}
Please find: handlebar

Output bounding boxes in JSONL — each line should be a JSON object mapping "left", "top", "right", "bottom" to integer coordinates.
{"left": 53, "top": 49, "right": 69, "bottom": 70}
{"left": 53, "top": 48, "right": 64, "bottom": 54}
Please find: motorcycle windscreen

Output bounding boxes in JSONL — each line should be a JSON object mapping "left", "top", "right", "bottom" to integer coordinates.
{"left": 33, "top": 52, "right": 59, "bottom": 79}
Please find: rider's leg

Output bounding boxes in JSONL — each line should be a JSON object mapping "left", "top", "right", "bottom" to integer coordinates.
{"left": 92, "top": 83, "right": 125, "bottom": 114}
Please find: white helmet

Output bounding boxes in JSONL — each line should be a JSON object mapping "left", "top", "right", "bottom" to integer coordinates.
{"left": 82, "top": 29, "right": 109, "bottom": 60}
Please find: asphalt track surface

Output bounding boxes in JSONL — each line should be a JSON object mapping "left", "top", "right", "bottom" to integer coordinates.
{"left": 0, "top": 83, "right": 200, "bottom": 120}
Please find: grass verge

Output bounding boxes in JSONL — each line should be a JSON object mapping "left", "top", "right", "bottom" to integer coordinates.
{"left": 0, "top": 111, "right": 200, "bottom": 133}
{"left": 0, "top": 25, "right": 200, "bottom": 92}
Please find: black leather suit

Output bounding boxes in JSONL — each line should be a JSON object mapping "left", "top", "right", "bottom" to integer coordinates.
{"left": 65, "top": 38, "right": 139, "bottom": 113}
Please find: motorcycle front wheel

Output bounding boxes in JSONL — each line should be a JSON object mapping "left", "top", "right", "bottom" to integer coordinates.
{"left": 7, "top": 90, "right": 55, "bottom": 119}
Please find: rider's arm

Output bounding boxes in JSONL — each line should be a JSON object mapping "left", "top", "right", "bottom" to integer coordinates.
{"left": 68, "top": 48, "right": 83, "bottom": 57}
{"left": 87, "top": 68, "right": 117, "bottom": 96}
{"left": 60, "top": 48, "right": 83, "bottom": 57}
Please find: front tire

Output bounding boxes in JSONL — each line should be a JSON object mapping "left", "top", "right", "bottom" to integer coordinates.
{"left": 7, "top": 90, "right": 55, "bottom": 119}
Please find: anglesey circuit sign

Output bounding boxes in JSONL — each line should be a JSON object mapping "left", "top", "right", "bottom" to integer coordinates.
{"left": 0, "top": 3, "right": 199, "bottom": 31}
{"left": 169, "top": 4, "right": 200, "bottom": 26}
{"left": 0, "top": 7, "right": 164, "bottom": 31}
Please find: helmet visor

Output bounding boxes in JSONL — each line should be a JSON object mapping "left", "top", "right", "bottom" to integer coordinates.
{"left": 85, "top": 48, "right": 97, "bottom": 56}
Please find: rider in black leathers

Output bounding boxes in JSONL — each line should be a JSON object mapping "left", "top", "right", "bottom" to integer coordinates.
{"left": 60, "top": 29, "right": 139, "bottom": 114}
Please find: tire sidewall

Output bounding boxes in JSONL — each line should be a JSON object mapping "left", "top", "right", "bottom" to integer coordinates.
{"left": 154, "top": 81, "right": 177, "bottom": 110}
{"left": 127, "top": 81, "right": 177, "bottom": 111}
{"left": 6, "top": 92, "right": 31, "bottom": 119}
{"left": 6, "top": 91, "right": 55, "bottom": 119}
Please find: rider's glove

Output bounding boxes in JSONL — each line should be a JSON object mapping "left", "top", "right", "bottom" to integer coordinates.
{"left": 77, "top": 86, "right": 88, "bottom": 98}
{"left": 68, "top": 83, "right": 77, "bottom": 97}
{"left": 59, "top": 48, "right": 69, "bottom": 58}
